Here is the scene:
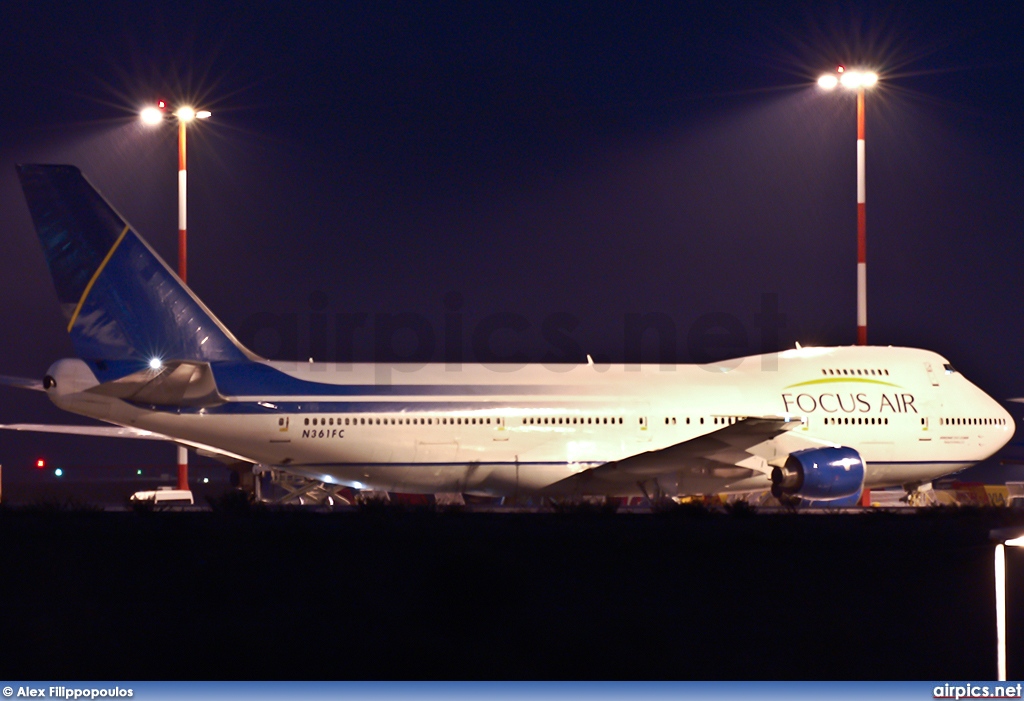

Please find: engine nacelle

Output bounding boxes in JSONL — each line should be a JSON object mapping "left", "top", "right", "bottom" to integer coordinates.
{"left": 771, "top": 446, "right": 864, "bottom": 501}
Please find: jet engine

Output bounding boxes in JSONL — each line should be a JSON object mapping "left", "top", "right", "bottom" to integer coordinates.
{"left": 770, "top": 446, "right": 864, "bottom": 501}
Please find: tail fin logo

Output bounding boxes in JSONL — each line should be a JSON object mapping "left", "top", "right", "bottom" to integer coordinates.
{"left": 17, "top": 164, "right": 258, "bottom": 372}
{"left": 66, "top": 224, "right": 129, "bottom": 332}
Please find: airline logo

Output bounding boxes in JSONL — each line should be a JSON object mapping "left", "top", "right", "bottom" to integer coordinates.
{"left": 781, "top": 377, "right": 917, "bottom": 415}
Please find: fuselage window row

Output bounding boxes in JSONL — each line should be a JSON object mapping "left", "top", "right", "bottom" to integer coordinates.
{"left": 938, "top": 417, "right": 1007, "bottom": 426}
{"left": 823, "top": 416, "right": 889, "bottom": 425}
{"left": 302, "top": 416, "right": 504, "bottom": 427}
{"left": 820, "top": 368, "right": 890, "bottom": 376}
{"left": 521, "top": 417, "right": 624, "bottom": 425}
{"left": 295, "top": 414, "right": 1009, "bottom": 429}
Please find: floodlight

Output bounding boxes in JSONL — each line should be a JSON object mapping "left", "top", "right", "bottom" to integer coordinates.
{"left": 140, "top": 107, "right": 164, "bottom": 126}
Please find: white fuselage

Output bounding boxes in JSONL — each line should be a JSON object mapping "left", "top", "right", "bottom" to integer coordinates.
{"left": 48, "top": 345, "right": 1014, "bottom": 496}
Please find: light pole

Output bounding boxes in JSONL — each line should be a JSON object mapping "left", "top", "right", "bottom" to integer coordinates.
{"left": 991, "top": 529, "right": 1024, "bottom": 681}
{"left": 140, "top": 101, "right": 212, "bottom": 492}
{"left": 818, "top": 67, "right": 878, "bottom": 346}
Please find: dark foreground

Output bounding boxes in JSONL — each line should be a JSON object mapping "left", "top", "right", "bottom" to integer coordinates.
{"left": 1, "top": 503, "right": 1023, "bottom": 680}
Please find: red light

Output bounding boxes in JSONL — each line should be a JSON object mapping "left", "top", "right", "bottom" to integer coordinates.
{"left": 837, "top": 66, "right": 845, "bottom": 73}
{"left": 35, "top": 458, "right": 45, "bottom": 469}
{"left": 157, "top": 99, "right": 167, "bottom": 111}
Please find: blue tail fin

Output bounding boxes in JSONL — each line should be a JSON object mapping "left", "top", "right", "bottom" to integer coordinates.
{"left": 17, "top": 164, "right": 256, "bottom": 371}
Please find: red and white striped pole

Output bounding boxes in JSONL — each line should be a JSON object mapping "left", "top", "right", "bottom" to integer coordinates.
{"left": 140, "top": 103, "right": 211, "bottom": 494}
{"left": 818, "top": 68, "right": 877, "bottom": 346}
{"left": 178, "top": 120, "right": 188, "bottom": 285}
{"left": 176, "top": 119, "right": 189, "bottom": 491}
{"left": 856, "top": 86, "right": 867, "bottom": 346}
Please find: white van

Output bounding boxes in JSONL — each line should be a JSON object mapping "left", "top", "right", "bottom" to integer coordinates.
{"left": 130, "top": 486, "right": 194, "bottom": 506}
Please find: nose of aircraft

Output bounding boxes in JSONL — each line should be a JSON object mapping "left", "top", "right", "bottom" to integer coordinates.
{"left": 997, "top": 399, "right": 1017, "bottom": 451}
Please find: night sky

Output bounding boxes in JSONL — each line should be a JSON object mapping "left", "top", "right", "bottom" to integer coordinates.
{"left": 0, "top": 1, "right": 1022, "bottom": 480}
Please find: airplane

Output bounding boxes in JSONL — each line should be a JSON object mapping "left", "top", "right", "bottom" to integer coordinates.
{"left": 0, "top": 163, "right": 1014, "bottom": 504}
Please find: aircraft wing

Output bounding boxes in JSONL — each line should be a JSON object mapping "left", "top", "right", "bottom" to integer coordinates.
{"left": 0, "top": 423, "right": 255, "bottom": 464}
{"left": 546, "top": 416, "right": 826, "bottom": 496}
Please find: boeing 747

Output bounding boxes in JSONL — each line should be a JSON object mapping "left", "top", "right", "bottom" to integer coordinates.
{"left": 2, "top": 164, "right": 1013, "bottom": 503}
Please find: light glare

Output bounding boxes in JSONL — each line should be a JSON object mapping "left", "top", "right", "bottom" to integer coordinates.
{"left": 862, "top": 72, "right": 878, "bottom": 87}
{"left": 818, "top": 75, "right": 838, "bottom": 89}
{"left": 149, "top": 358, "right": 163, "bottom": 370}
{"left": 840, "top": 71, "right": 863, "bottom": 88}
{"left": 140, "top": 107, "right": 164, "bottom": 126}
{"left": 176, "top": 106, "right": 196, "bottom": 122}
{"left": 196, "top": 110, "right": 212, "bottom": 119}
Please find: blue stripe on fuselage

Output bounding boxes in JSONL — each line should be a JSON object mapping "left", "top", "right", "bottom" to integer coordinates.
{"left": 129, "top": 399, "right": 618, "bottom": 415}
{"left": 209, "top": 361, "right": 577, "bottom": 398}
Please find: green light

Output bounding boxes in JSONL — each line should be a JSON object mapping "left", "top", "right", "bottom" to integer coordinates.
{"left": 137, "top": 469, "right": 142, "bottom": 475}
{"left": 54, "top": 468, "right": 63, "bottom": 477}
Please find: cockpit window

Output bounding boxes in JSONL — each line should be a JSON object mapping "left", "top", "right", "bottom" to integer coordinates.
{"left": 943, "top": 363, "right": 957, "bottom": 374}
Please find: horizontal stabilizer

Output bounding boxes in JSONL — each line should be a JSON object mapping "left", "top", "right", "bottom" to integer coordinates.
{"left": 0, "top": 375, "right": 44, "bottom": 392}
{"left": 87, "top": 361, "right": 227, "bottom": 407}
